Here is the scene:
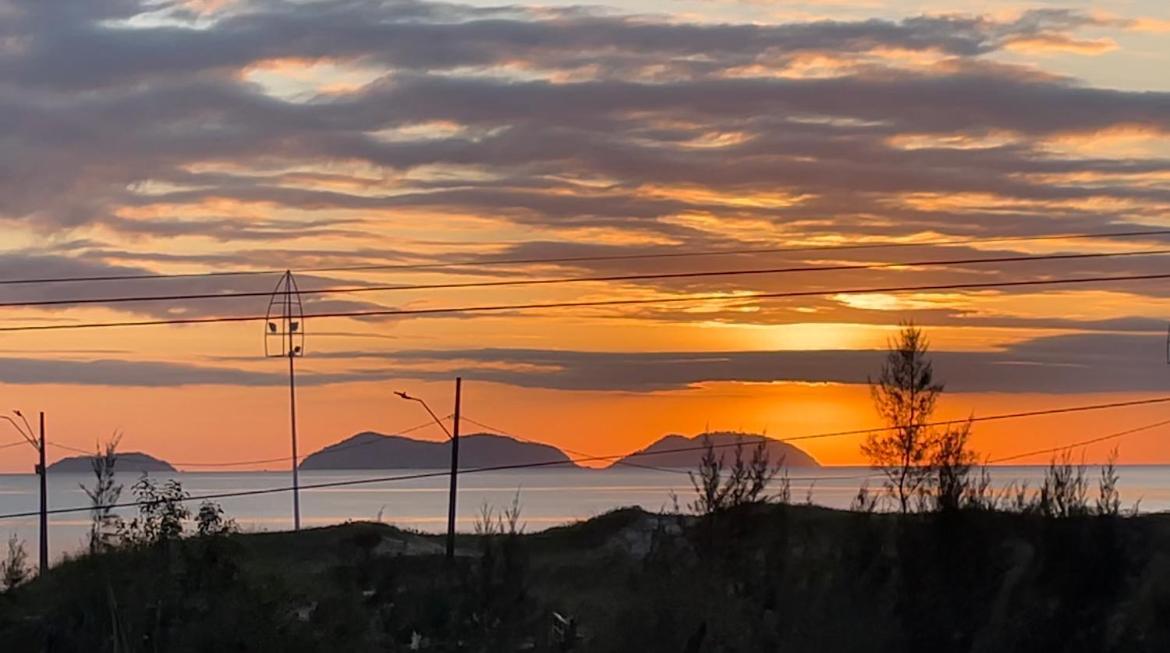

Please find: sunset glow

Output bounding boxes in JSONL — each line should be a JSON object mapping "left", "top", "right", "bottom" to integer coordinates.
{"left": 2, "top": 0, "right": 1170, "bottom": 472}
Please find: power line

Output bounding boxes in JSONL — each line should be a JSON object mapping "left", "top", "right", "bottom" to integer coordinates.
{"left": 986, "top": 418, "right": 1170, "bottom": 464}
{"left": 45, "top": 398, "right": 1170, "bottom": 471}
{"left": 4, "top": 269, "right": 1170, "bottom": 334}
{"left": 764, "top": 396, "right": 1170, "bottom": 446}
{"left": 46, "top": 417, "right": 450, "bottom": 469}
{"left": 6, "top": 228, "right": 1170, "bottom": 287}
{"left": 4, "top": 247, "right": 1167, "bottom": 311}
{"left": 171, "top": 417, "right": 448, "bottom": 468}
{"left": 2, "top": 394, "right": 1164, "bottom": 521}
{"left": 0, "top": 440, "right": 26, "bottom": 451}
{"left": 461, "top": 415, "right": 691, "bottom": 475}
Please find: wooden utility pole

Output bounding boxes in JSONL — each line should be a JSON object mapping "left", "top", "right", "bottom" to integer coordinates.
{"left": 2, "top": 410, "right": 47, "bottom": 573}
{"left": 446, "top": 377, "right": 462, "bottom": 561}
{"left": 37, "top": 412, "right": 47, "bottom": 575}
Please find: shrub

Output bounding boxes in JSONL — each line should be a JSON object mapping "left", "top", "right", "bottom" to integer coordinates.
{"left": 1096, "top": 447, "right": 1122, "bottom": 517}
{"left": 81, "top": 434, "right": 123, "bottom": 553}
{"left": 1037, "top": 451, "right": 1090, "bottom": 518}
{"left": 688, "top": 436, "right": 780, "bottom": 516}
{"left": 119, "top": 476, "right": 191, "bottom": 546}
{"left": 0, "top": 534, "right": 29, "bottom": 591}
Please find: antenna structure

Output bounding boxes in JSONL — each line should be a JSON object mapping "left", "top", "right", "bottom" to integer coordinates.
{"left": 266, "top": 271, "right": 305, "bottom": 530}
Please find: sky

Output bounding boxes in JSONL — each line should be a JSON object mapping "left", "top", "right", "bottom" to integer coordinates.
{"left": 2, "top": 0, "right": 1170, "bottom": 471}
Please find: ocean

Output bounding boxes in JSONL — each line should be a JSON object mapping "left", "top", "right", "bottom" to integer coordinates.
{"left": 2, "top": 466, "right": 1169, "bottom": 562}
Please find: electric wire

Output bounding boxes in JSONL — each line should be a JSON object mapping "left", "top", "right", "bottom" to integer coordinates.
{"left": 44, "top": 417, "right": 450, "bottom": 469}
{"left": 460, "top": 415, "right": 691, "bottom": 475}
{"left": 2, "top": 395, "right": 1166, "bottom": 521}
{"left": 2, "top": 247, "right": 1165, "bottom": 311}
{"left": 987, "top": 418, "right": 1170, "bottom": 464}
{"left": 5, "top": 227, "right": 1170, "bottom": 287}
{"left": 3, "top": 270, "right": 1170, "bottom": 333}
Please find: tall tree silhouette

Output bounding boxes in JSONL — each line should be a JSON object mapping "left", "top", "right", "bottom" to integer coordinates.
{"left": 863, "top": 323, "right": 943, "bottom": 513}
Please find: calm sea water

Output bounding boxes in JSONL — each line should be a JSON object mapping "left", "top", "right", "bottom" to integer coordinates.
{"left": 2, "top": 466, "right": 1169, "bottom": 562}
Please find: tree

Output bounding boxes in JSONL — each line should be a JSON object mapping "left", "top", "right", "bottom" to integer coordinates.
{"left": 930, "top": 418, "right": 976, "bottom": 513}
{"left": 82, "top": 433, "right": 123, "bottom": 553}
{"left": 863, "top": 323, "right": 944, "bottom": 513}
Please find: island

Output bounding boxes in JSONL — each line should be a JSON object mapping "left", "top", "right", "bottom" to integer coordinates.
{"left": 47, "top": 451, "right": 177, "bottom": 474}
{"left": 610, "top": 431, "right": 820, "bottom": 468}
{"left": 299, "top": 432, "right": 579, "bottom": 470}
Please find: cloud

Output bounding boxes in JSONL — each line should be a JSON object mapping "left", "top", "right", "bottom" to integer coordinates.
{"left": 0, "top": 355, "right": 388, "bottom": 387}
{"left": 1, "top": 331, "right": 1164, "bottom": 394}
{"left": 1, "top": 0, "right": 1168, "bottom": 340}
{"left": 349, "top": 332, "right": 1170, "bottom": 393}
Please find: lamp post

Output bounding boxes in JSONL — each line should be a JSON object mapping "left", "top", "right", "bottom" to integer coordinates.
{"left": 266, "top": 270, "right": 305, "bottom": 531}
{"left": 3, "top": 410, "right": 46, "bottom": 575}
{"left": 396, "top": 378, "right": 461, "bottom": 560}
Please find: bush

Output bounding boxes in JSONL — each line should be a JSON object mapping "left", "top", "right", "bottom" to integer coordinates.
{"left": 0, "top": 535, "right": 29, "bottom": 591}
{"left": 81, "top": 435, "right": 123, "bottom": 553}
{"left": 119, "top": 476, "right": 191, "bottom": 546}
{"left": 1037, "top": 451, "right": 1090, "bottom": 518}
{"left": 688, "top": 436, "right": 781, "bottom": 516}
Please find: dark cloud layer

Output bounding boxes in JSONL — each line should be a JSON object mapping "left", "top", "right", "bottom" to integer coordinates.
{"left": 358, "top": 333, "right": 1170, "bottom": 393}
{"left": 6, "top": 332, "right": 1163, "bottom": 393}
{"left": 3, "top": 0, "right": 1167, "bottom": 252}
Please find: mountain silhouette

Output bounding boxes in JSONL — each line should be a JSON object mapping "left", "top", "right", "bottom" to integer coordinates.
{"left": 610, "top": 432, "right": 820, "bottom": 469}
{"left": 48, "top": 451, "right": 176, "bottom": 474}
{"left": 298, "top": 432, "right": 579, "bottom": 470}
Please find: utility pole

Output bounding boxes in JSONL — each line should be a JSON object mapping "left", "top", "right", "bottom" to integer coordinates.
{"left": 4, "top": 410, "right": 47, "bottom": 575}
{"left": 447, "top": 377, "right": 462, "bottom": 561}
{"left": 394, "top": 380, "right": 461, "bottom": 561}
{"left": 288, "top": 334, "right": 300, "bottom": 531}
{"left": 266, "top": 270, "right": 305, "bottom": 531}
{"left": 38, "top": 412, "right": 47, "bottom": 576}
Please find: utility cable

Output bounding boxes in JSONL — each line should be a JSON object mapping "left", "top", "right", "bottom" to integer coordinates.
{"left": 3, "top": 270, "right": 1170, "bottom": 333}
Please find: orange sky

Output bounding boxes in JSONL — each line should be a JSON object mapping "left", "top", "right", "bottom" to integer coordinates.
{"left": 2, "top": 0, "right": 1170, "bottom": 471}
{"left": 3, "top": 377, "right": 1170, "bottom": 473}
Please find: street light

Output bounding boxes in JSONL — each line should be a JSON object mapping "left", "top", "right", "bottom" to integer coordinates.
{"left": 395, "top": 378, "right": 462, "bottom": 561}
{"left": 3, "top": 410, "right": 47, "bottom": 575}
{"left": 394, "top": 391, "right": 451, "bottom": 438}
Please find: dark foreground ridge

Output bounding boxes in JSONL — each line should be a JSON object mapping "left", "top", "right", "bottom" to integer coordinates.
{"left": 298, "top": 431, "right": 581, "bottom": 470}
{"left": 3, "top": 504, "right": 1168, "bottom": 651}
{"left": 46, "top": 452, "right": 175, "bottom": 474}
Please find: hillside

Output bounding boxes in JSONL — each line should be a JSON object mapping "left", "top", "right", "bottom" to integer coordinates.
{"left": 47, "top": 451, "right": 176, "bottom": 474}
{"left": 298, "top": 432, "right": 579, "bottom": 470}
{"left": 3, "top": 506, "right": 1168, "bottom": 651}
{"left": 611, "top": 431, "right": 820, "bottom": 468}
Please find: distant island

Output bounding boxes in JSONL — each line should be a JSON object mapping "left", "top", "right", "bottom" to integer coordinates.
{"left": 299, "top": 432, "right": 580, "bottom": 470}
{"left": 611, "top": 432, "right": 820, "bottom": 469}
{"left": 300, "top": 430, "right": 819, "bottom": 471}
{"left": 48, "top": 451, "right": 176, "bottom": 474}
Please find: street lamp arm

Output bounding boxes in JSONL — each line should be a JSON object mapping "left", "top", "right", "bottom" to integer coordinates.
{"left": 394, "top": 391, "right": 453, "bottom": 439}
{"left": 0, "top": 415, "right": 37, "bottom": 448}
{"left": 15, "top": 411, "right": 35, "bottom": 443}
